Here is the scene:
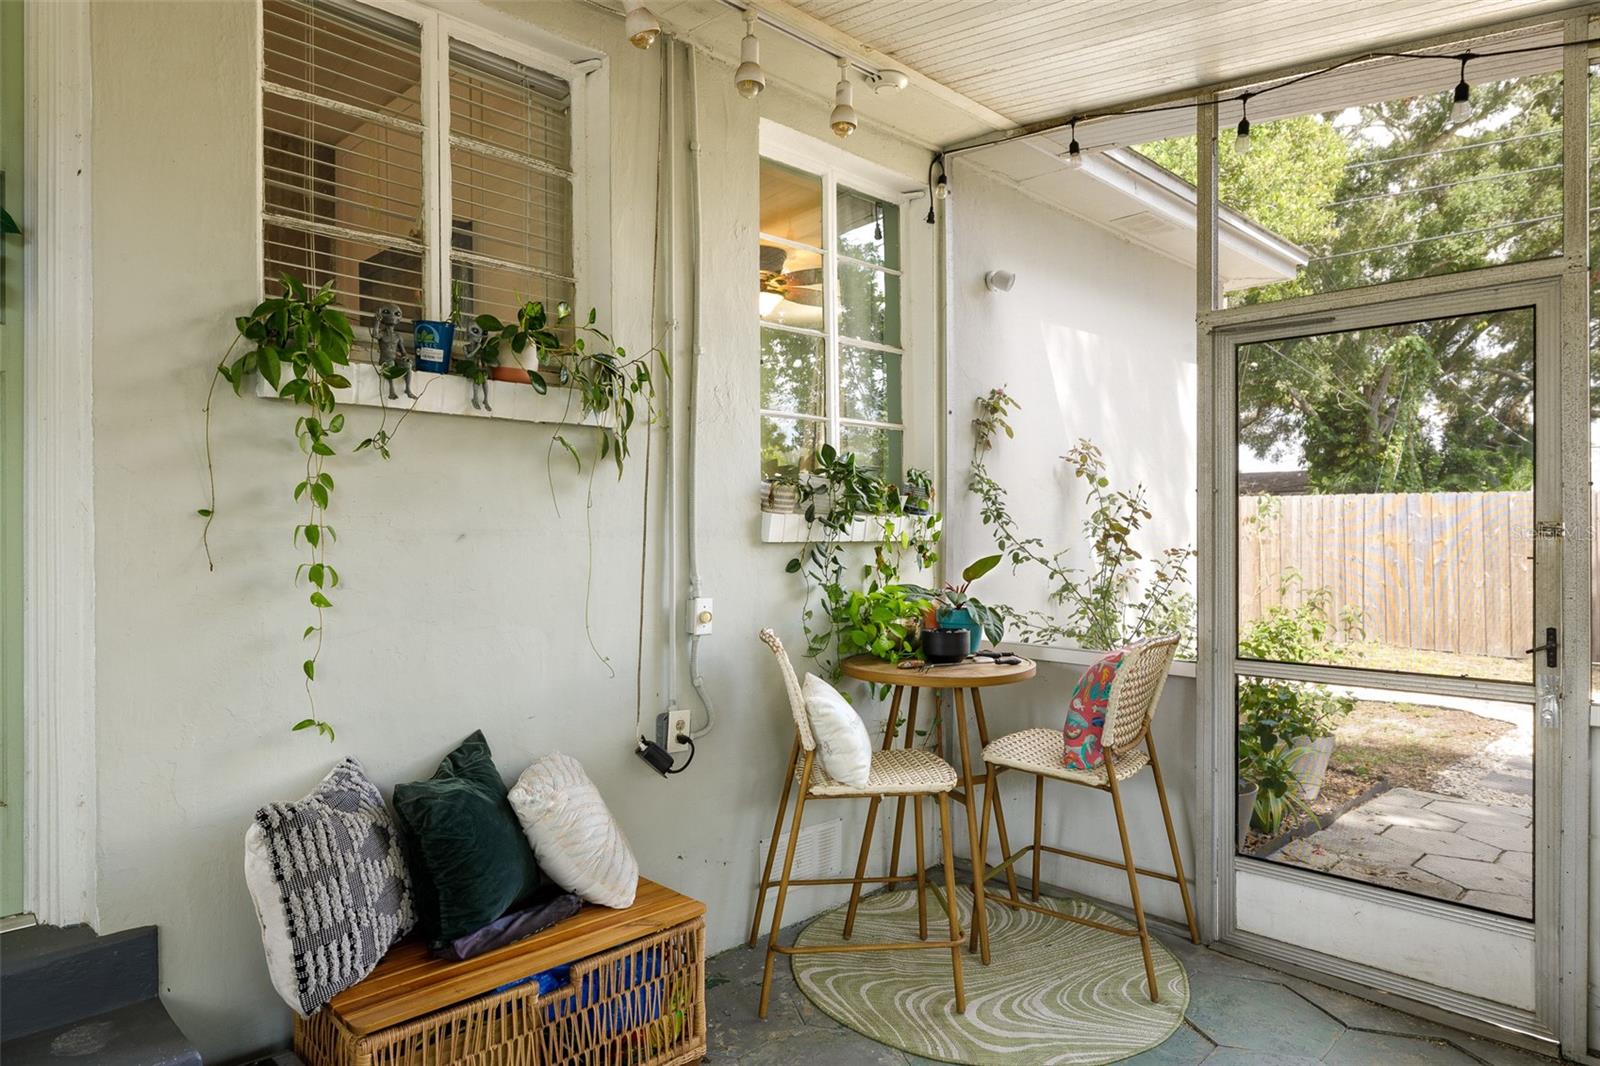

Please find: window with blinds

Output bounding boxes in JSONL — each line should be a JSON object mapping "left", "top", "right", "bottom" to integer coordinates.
{"left": 261, "top": 0, "right": 577, "bottom": 337}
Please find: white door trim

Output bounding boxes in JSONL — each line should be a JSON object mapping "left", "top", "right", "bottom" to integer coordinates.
{"left": 22, "top": 0, "right": 96, "bottom": 930}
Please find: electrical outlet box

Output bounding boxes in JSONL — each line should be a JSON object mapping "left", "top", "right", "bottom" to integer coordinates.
{"left": 689, "top": 597, "right": 714, "bottom": 635}
{"left": 656, "top": 709, "right": 692, "bottom": 754}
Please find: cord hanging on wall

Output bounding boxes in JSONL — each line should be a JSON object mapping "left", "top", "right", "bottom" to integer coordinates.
{"left": 734, "top": 12, "right": 765, "bottom": 98}
{"left": 623, "top": 0, "right": 661, "bottom": 49}
{"left": 1451, "top": 54, "right": 1474, "bottom": 122}
{"left": 830, "top": 57, "right": 858, "bottom": 137}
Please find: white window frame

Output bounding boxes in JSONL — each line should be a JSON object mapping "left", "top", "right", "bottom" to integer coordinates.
{"left": 759, "top": 122, "right": 918, "bottom": 481}
{"left": 254, "top": 0, "right": 610, "bottom": 328}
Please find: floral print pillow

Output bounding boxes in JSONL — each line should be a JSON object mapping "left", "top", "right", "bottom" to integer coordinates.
{"left": 1062, "top": 649, "right": 1125, "bottom": 771}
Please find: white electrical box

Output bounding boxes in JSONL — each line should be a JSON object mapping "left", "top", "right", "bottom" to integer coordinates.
{"left": 689, "top": 597, "right": 714, "bottom": 635}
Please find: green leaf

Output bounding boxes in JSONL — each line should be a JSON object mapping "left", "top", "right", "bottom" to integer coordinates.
{"left": 310, "top": 591, "right": 332, "bottom": 608}
{"left": 555, "top": 434, "right": 582, "bottom": 470}
{"left": 303, "top": 524, "right": 320, "bottom": 548}
{"left": 962, "top": 553, "right": 1003, "bottom": 584}
{"left": 310, "top": 483, "right": 330, "bottom": 509}
{"left": 312, "top": 441, "right": 335, "bottom": 457}
{"left": 329, "top": 414, "right": 345, "bottom": 434}
{"left": 196, "top": 508, "right": 212, "bottom": 517}
{"left": 785, "top": 558, "right": 802, "bottom": 574}
{"left": 308, "top": 563, "right": 325, "bottom": 588}
{"left": 318, "top": 472, "right": 334, "bottom": 489}
{"left": 292, "top": 718, "right": 317, "bottom": 731}
{"left": 302, "top": 659, "right": 316, "bottom": 680}
{"left": 258, "top": 347, "right": 282, "bottom": 390}
{"left": 303, "top": 625, "right": 317, "bottom": 639}
{"left": 293, "top": 481, "right": 308, "bottom": 501}
{"left": 528, "top": 371, "right": 548, "bottom": 394}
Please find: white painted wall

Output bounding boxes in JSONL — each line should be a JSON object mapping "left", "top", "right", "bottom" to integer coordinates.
{"left": 942, "top": 158, "right": 1202, "bottom": 921}
{"left": 85, "top": 1, "right": 947, "bottom": 1058}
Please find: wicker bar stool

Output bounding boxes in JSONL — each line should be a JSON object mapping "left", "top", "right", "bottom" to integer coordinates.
{"left": 749, "top": 629, "right": 968, "bottom": 1018}
{"left": 977, "top": 634, "right": 1199, "bottom": 1002}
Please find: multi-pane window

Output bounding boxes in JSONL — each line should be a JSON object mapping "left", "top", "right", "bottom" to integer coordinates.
{"left": 262, "top": 0, "right": 576, "bottom": 335}
{"left": 759, "top": 157, "right": 904, "bottom": 482}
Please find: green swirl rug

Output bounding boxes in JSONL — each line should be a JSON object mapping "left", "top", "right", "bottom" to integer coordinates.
{"left": 791, "top": 886, "right": 1188, "bottom": 1065}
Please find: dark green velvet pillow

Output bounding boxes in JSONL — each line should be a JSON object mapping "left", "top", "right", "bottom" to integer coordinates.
{"left": 393, "top": 730, "right": 551, "bottom": 947}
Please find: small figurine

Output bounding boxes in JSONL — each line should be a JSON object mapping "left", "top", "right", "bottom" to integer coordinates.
{"left": 372, "top": 304, "right": 415, "bottom": 400}
{"left": 459, "top": 322, "right": 492, "bottom": 412}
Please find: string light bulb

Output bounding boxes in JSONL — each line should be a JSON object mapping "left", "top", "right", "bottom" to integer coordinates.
{"left": 734, "top": 12, "right": 765, "bottom": 99}
{"left": 1450, "top": 55, "right": 1473, "bottom": 123}
{"left": 1234, "top": 94, "right": 1252, "bottom": 155}
{"left": 829, "top": 58, "right": 857, "bottom": 138}
{"left": 1065, "top": 118, "right": 1083, "bottom": 169}
{"left": 934, "top": 173, "right": 950, "bottom": 200}
{"left": 622, "top": 0, "right": 660, "bottom": 50}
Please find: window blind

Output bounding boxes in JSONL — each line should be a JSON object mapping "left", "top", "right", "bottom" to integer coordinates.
{"left": 262, "top": 0, "right": 427, "bottom": 329}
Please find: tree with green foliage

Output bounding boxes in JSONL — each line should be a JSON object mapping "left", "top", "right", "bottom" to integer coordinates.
{"left": 1141, "top": 71, "right": 1561, "bottom": 493}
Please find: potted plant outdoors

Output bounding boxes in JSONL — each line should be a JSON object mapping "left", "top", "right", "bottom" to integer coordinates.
{"left": 1235, "top": 776, "right": 1259, "bottom": 849}
{"left": 899, "top": 553, "right": 1005, "bottom": 656}
{"left": 474, "top": 299, "right": 565, "bottom": 387}
{"left": 1237, "top": 676, "right": 1352, "bottom": 805}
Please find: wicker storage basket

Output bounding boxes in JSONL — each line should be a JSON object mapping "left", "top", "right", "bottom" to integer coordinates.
{"left": 296, "top": 916, "right": 706, "bottom": 1066}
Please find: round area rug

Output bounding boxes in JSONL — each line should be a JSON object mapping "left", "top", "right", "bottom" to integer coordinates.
{"left": 790, "top": 886, "right": 1188, "bottom": 1065}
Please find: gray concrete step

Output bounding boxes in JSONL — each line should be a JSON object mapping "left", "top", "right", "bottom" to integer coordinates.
{"left": 0, "top": 999, "right": 201, "bottom": 1066}
{"left": 1, "top": 924, "right": 159, "bottom": 1040}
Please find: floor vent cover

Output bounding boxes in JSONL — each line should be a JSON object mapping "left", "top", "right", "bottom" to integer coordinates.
{"left": 758, "top": 818, "right": 843, "bottom": 886}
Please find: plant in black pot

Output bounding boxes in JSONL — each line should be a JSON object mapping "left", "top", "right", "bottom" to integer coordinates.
{"left": 899, "top": 553, "right": 1006, "bottom": 656}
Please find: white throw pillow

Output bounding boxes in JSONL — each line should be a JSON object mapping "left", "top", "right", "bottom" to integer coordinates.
{"left": 803, "top": 673, "right": 872, "bottom": 788}
{"left": 508, "top": 753, "right": 639, "bottom": 909}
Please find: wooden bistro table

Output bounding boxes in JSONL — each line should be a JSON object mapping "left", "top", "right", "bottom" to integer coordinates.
{"left": 838, "top": 654, "right": 1036, "bottom": 965}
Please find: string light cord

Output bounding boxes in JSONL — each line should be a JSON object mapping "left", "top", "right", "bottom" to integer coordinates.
{"left": 942, "top": 37, "right": 1582, "bottom": 161}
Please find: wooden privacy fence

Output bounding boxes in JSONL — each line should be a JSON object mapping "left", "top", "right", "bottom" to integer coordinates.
{"left": 1237, "top": 492, "right": 1541, "bottom": 660}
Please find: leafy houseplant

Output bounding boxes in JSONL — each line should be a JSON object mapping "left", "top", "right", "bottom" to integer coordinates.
{"left": 835, "top": 585, "right": 933, "bottom": 664}
{"left": 903, "top": 467, "right": 934, "bottom": 515}
{"left": 201, "top": 274, "right": 355, "bottom": 741}
{"left": 784, "top": 443, "right": 941, "bottom": 675}
{"left": 898, "top": 553, "right": 1006, "bottom": 654}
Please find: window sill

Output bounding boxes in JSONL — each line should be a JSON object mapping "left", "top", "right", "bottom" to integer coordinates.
{"left": 252, "top": 362, "right": 600, "bottom": 427}
{"left": 758, "top": 510, "right": 939, "bottom": 544}
{"left": 997, "top": 641, "right": 1198, "bottom": 678}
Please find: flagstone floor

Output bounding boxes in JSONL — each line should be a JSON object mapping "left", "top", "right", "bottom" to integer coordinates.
{"left": 711, "top": 888, "right": 1563, "bottom": 1065}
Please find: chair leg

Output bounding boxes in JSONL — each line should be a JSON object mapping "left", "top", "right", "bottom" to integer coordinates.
{"left": 1032, "top": 775, "right": 1044, "bottom": 901}
{"left": 1148, "top": 736, "right": 1200, "bottom": 944}
{"left": 885, "top": 688, "right": 917, "bottom": 887}
{"left": 759, "top": 756, "right": 812, "bottom": 1019}
{"left": 843, "top": 796, "right": 881, "bottom": 940}
{"left": 937, "top": 793, "right": 966, "bottom": 1015}
{"left": 913, "top": 793, "right": 929, "bottom": 940}
{"left": 748, "top": 729, "right": 800, "bottom": 947}
{"left": 1105, "top": 753, "right": 1159, "bottom": 1003}
{"left": 970, "top": 691, "right": 1020, "bottom": 904}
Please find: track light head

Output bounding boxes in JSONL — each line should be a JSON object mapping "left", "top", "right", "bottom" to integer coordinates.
{"left": 622, "top": 0, "right": 660, "bottom": 49}
{"left": 734, "top": 13, "right": 764, "bottom": 98}
{"left": 829, "top": 59, "right": 857, "bottom": 137}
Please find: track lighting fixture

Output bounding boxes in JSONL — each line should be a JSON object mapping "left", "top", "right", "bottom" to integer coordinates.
{"left": 734, "top": 12, "right": 765, "bottom": 98}
{"left": 1451, "top": 54, "right": 1473, "bottom": 123}
{"left": 829, "top": 58, "right": 857, "bottom": 138}
{"left": 622, "top": 0, "right": 660, "bottom": 50}
{"left": 1064, "top": 118, "right": 1083, "bottom": 169}
{"left": 1234, "top": 94, "right": 1252, "bottom": 155}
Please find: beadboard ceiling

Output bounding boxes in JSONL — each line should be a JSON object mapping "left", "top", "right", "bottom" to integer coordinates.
{"left": 779, "top": 0, "right": 1583, "bottom": 129}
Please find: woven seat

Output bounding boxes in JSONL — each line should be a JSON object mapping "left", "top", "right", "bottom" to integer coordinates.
{"left": 983, "top": 728, "right": 1149, "bottom": 786}
{"left": 750, "top": 628, "right": 967, "bottom": 1018}
{"left": 809, "top": 747, "right": 958, "bottom": 796}
{"left": 977, "top": 635, "right": 1198, "bottom": 1004}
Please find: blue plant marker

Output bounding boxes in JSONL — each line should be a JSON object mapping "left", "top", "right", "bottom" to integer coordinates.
{"left": 413, "top": 320, "right": 455, "bottom": 374}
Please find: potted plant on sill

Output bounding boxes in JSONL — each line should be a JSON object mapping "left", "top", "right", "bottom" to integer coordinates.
{"left": 903, "top": 467, "right": 934, "bottom": 515}
{"left": 899, "top": 553, "right": 1005, "bottom": 656}
{"left": 762, "top": 464, "right": 802, "bottom": 514}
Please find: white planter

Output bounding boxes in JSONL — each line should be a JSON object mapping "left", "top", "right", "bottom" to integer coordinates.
{"left": 1290, "top": 734, "right": 1336, "bottom": 801}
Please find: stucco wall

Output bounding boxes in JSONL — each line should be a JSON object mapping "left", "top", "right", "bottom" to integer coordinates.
{"left": 86, "top": 1, "right": 945, "bottom": 1056}
{"left": 942, "top": 158, "right": 1201, "bottom": 920}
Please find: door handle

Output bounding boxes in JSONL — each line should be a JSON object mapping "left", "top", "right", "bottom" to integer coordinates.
{"left": 1525, "top": 626, "right": 1558, "bottom": 668}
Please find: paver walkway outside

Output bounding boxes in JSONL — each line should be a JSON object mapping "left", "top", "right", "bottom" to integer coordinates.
{"left": 1275, "top": 788, "right": 1533, "bottom": 918}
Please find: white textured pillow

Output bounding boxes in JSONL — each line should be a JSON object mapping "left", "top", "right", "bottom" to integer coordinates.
{"left": 508, "top": 754, "right": 639, "bottom": 909}
{"left": 803, "top": 673, "right": 872, "bottom": 787}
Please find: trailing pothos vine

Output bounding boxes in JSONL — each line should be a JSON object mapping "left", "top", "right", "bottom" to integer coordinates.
{"left": 783, "top": 444, "right": 941, "bottom": 677}
{"left": 201, "top": 277, "right": 665, "bottom": 739}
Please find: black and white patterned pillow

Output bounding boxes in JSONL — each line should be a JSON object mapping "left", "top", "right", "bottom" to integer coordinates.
{"left": 244, "top": 757, "right": 415, "bottom": 1016}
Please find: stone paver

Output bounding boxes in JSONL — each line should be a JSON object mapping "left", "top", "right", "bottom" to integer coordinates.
{"left": 1269, "top": 746, "right": 1534, "bottom": 919}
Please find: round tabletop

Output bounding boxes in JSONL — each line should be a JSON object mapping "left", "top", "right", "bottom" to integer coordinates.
{"left": 839, "top": 654, "right": 1037, "bottom": 688}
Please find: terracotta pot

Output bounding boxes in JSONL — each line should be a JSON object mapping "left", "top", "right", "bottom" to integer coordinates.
{"left": 490, "top": 365, "right": 532, "bottom": 384}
